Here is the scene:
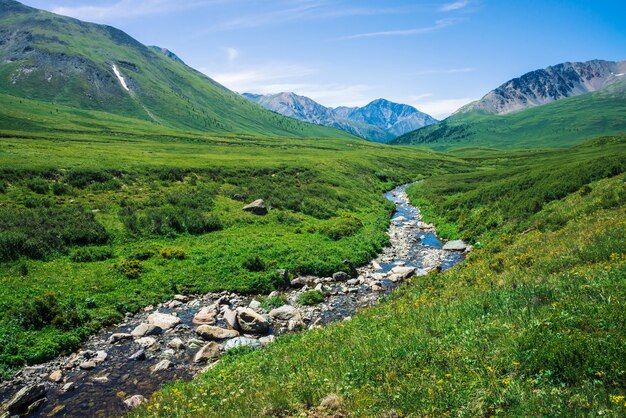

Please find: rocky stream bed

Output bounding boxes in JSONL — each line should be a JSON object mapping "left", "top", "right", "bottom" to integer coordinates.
{"left": 1, "top": 184, "right": 470, "bottom": 417}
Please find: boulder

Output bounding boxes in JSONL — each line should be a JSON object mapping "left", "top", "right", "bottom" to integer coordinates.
{"left": 223, "top": 337, "right": 262, "bottom": 351}
{"left": 390, "top": 266, "right": 416, "bottom": 280}
{"left": 131, "top": 323, "right": 162, "bottom": 338}
{"left": 223, "top": 307, "right": 239, "bottom": 330}
{"left": 442, "top": 240, "right": 468, "bottom": 251}
{"left": 193, "top": 342, "right": 220, "bottom": 363}
{"left": 248, "top": 299, "right": 261, "bottom": 310}
{"left": 123, "top": 395, "right": 147, "bottom": 409}
{"left": 136, "top": 337, "right": 158, "bottom": 350}
{"left": 61, "top": 382, "right": 75, "bottom": 393}
{"left": 236, "top": 308, "right": 269, "bottom": 334}
{"left": 3, "top": 384, "right": 46, "bottom": 414}
{"left": 332, "top": 272, "right": 351, "bottom": 282}
{"left": 268, "top": 305, "right": 300, "bottom": 321}
{"left": 108, "top": 333, "right": 133, "bottom": 344}
{"left": 94, "top": 350, "right": 108, "bottom": 364}
{"left": 79, "top": 360, "right": 97, "bottom": 370}
{"left": 167, "top": 338, "right": 185, "bottom": 350}
{"left": 242, "top": 199, "right": 267, "bottom": 215}
{"left": 259, "top": 335, "right": 276, "bottom": 346}
{"left": 289, "top": 277, "right": 310, "bottom": 288}
{"left": 129, "top": 349, "right": 146, "bottom": 361}
{"left": 151, "top": 359, "right": 173, "bottom": 373}
{"left": 196, "top": 325, "right": 239, "bottom": 341}
{"left": 192, "top": 306, "right": 217, "bottom": 325}
{"left": 48, "top": 370, "right": 63, "bottom": 383}
{"left": 147, "top": 312, "right": 180, "bottom": 330}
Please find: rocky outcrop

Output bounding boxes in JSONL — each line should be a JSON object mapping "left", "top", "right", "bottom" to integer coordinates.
{"left": 193, "top": 342, "right": 220, "bottom": 363}
{"left": 242, "top": 199, "right": 268, "bottom": 215}
{"left": 2, "top": 383, "right": 46, "bottom": 414}
{"left": 236, "top": 308, "right": 270, "bottom": 334}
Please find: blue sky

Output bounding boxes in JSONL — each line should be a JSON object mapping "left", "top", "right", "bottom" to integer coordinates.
{"left": 20, "top": 0, "right": 626, "bottom": 118}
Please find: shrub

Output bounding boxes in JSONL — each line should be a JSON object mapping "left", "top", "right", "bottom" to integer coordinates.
{"left": 13, "top": 293, "right": 89, "bottom": 332}
{"left": 160, "top": 247, "right": 186, "bottom": 260}
{"left": 51, "top": 182, "right": 70, "bottom": 195}
{"left": 320, "top": 214, "right": 363, "bottom": 240}
{"left": 27, "top": 178, "right": 49, "bottom": 194}
{"left": 67, "top": 170, "right": 113, "bottom": 188}
{"left": 115, "top": 258, "right": 143, "bottom": 279}
{"left": 0, "top": 180, "right": 7, "bottom": 194}
{"left": 260, "top": 294, "right": 288, "bottom": 311}
{"left": 120, "top": 206, "right": 222, "bottom": 236}
{"left": 71, "top": 247, "right": 114, "bottom": 262}
{"left": 297, "top": 290, "right": 325, "bottom": 306}
{"left": 243, "top": 255, "right": 265, "bottom": 272}
{"left": 0, "top": 206, "right": 109, "bottom": 261}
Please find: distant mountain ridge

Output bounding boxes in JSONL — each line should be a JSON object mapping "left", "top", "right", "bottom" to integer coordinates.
{"left": 0, "top": 0, "right": 354, "bottom": 139}
{"left": 243, "top": 92, "right": 437, "bottom": 143}
{"left": 458, "top": 59, "right": 626, "bottom": 115}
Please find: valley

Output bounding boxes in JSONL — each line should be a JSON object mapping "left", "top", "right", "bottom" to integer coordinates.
{"left": 0, "top": 0, "right": 625, "bottom": 417}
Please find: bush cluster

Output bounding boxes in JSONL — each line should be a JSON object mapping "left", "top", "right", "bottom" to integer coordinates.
{"left": 71, "top": 247, "right": 114, "bottom": 262}
{"left": 0, "top": 206, "right": 109, "bottom": 261}
{"left": 320, "top": 214, "right": 364, "bottom": 240}
{"left": 13, "top": 292, "right": 90, "bottom": 331}
{"left": 296, "top": 290, "right": 326, "bottom": 306}
{"left": 160, "top": 247, "right": 186, "bottom": 260}
{"left": 115, "top": 258, "right": 143, "bottom": 279}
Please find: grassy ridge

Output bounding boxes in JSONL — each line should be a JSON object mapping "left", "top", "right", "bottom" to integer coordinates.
{"left": 0, "top": 1, "right": 354, "bottom": 139}
{"left": 0, "top": 95, "right": 469, "bottom": 377}
{"left": 135, "top": 137, "right": 626, "bottom": 417}
{"left": 393, "top": 81, "right": 626, "bottom": 149}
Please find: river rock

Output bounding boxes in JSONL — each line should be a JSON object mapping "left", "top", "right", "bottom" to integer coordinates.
{"left": 196, "top": 325, "right": 239, "bottom": 341}
{"left": 151, "top": 359, "right": 172, "bottom": 373}
{"left": 236, "top": 308, "right": 269, "bottom": 334}
{"left": 223, "top": 337, "right": 262, "bottom": 351}
{"left": 248, "top": 299, "right": 261, "bottom": 310}
{"left": 268, "top": 305, "right": 300, "bottom": 321}
{"left": 223, "top": 307, "right": 239, "bottom": 330}
{"left": 147, "top": 312, "right": 181, "bottom": 330}
{"left": 124, "top": 395, "right": 147, "bottom": 409}
{"left": 193, "top": 342, "right": 220, "bottom": 363}
{"left": 259, "top": 335, "right": 276, "bottom": 346}
{"left": 167, "top": 338, "right": 185, "bottom": 350}
{"left": 129, "top": 349, "right": 146, "bottom": 361}
{"left": 173, "top": 294, "right": 188, "bottom": 302}
{"left": 3, "top": 384, "right": 46, "bottom": 413}
{"left": 289, "top": 277, "right": 310, "bottom": 288}
{"left": 61, "top": 382, "right": 75, "bottom": 393}
{"left": 48, "top": 370, "right": 63, "bottom": 383}
{"left": 131, "top": 323, "right": 162, "bottom": 337}
{"left": 136, "top": 337, "right": 159, "bottom": 350}
{"left": 332, "top": 272, "right": 351, "bottom": 282}
{"left": 108, "top": 333, "right": 133, "bottom": 344}
{"left": 94, "top": 350, "right": 108, "bottom": 364}
{"left": 390, "top": 266, "right": 415, "bottom": 280}
{"left": 243, "top": 199, "right": 267, "bottom": 215}
{"left": 26, "top": 398, "right": 47, "bottom": 415}
{"left": 192, "top": 306, "right": 217, "bottom": 325}
{"left": 442, "top": 240, "right": 468, "bottom": 251}
{"left": 79, "top": 360, "right": 97, "bottom": 370}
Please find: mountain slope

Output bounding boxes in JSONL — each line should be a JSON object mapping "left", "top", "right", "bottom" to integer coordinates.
{"left": 243, "top": 92, "right": 437, "bottom": 143}
{"left": 458, "top": 59, "right": 625, "bottom": 115}
{"left": 0, "top": 0, "right": 354, "bottom": 139}
{"left": 393, "top": 79, "right": 626, "bottom": 150}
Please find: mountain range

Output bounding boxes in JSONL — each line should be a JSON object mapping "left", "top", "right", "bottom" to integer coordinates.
{"left": 394, "top": 59, "right": 626, "bottom": 149}
{"left": 0, "top": 0, "right": 353, "bottom": 139}
{"left": 458, "top": 59, "right": 626, "bottom": 115}
{"left": 243, "top": 92, "right": 437, "bottom": 143}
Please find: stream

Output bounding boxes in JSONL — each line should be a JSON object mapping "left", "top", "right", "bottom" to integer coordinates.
{"left": 1, "top": 184, "right": 467, "bottom": 417}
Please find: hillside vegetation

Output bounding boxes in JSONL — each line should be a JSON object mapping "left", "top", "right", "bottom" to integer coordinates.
{"left": 393, "top": 80, "right": 626, "bottom": 149}
{"left": 0, "top": 93, "right": 468, "bottom": 378}
{"left": 135, "top": 136, "right": 626, "bottom": 417}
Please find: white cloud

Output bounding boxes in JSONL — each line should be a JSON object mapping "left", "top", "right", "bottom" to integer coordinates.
{"left": 409, "top": 97, "right": 474, "bottom": 119}
{"left": 52, "top": 0, "right": 218, "bottom": 22}
{"left": 440, "top": 1, "right": 470, "bottom": 12}
{"left": 226, "top": 47, "right": 239, "bottom": 63}
{"left": 209, "top": 63, "right": 319, "bottom": 92}
{"left": 345, "top": 18, "right": 463, "bottom": 39}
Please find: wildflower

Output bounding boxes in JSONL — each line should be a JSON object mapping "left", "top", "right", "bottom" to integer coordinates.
{"left": 609, "top": 395, "right": 625, "bottom": 405}
{"left": 512, "top": 361, "right": 520, "bottom": 366}
{"left": 501, "top": 378, "right": 511, "bottom": 385}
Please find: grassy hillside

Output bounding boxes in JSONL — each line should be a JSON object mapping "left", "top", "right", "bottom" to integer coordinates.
{"left": 0, "top": 93, "right": 470, "bottom": 378}
{"left": 135, "top": 136, "right": 626, "bottom": 417}
{"left": 393, "top": 81, "right": 626, "bottom": 150}
{"left": 0, "top": 0, "right": 353, "bottom": 139}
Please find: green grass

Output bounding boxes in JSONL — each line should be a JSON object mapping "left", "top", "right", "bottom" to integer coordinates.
{"left": 0, "top": 92, "right": 470, "bottom": 375}
{"left": 393, "top": 80, "right": 626, "bottom": 150}
{"left": 133, "top": 136, "right": 626, "bottom": 417}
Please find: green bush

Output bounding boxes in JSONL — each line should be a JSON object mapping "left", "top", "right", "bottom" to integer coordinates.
{"left": 160, "top": 247, "right": 186, "bottom": 260}
{"left": 0, "top": 180, "right": 7, "bottom": 194}
{"left": 120, "top": 206, "right": 222, "bottom": 236}
{"left": 115, "top": 258, "right": 143, "bottom": 279}
{"left": 13, "top": 292, "right": 89, "bottom": 331}
{"left": 320, "top": 214, "right": 363, "bottom": 240}
{"left": 0, "top": 206, "right": 109, "bottom": 261}
{"left": 243, "top": 255, "right": 265, "bottom": 272}
{"left": 27, "top": 178, "right": 49, "bottom": 194}
{"left": 71, "top": 247, "right": 114, "bottom": 262}
{"left": 51, "top": 182, "right": 70, "bottom": 195}
{"left": 260, "top": 294, "right": 288, "bottom": 311}
{"left": 296, "top": 290, "right": 325, "bottom": 306}
{"left": 67, "top": 169, "right": 114, "bottom": 188}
